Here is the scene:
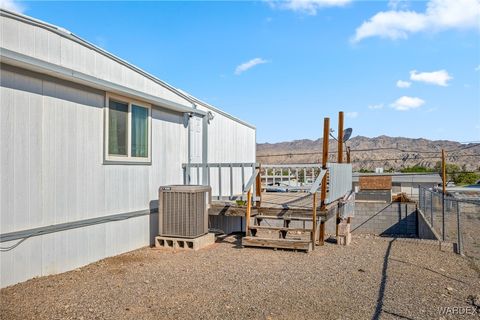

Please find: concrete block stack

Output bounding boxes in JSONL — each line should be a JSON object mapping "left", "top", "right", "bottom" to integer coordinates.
{"left": 337, "top": 220, "right": 351, "bottom": 245}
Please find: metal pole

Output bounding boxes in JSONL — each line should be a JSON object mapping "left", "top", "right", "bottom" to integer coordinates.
{"left": 430, "top": 189, "right": 433, "bottom": 226}
{"left": 442, "top": 149, "right": 446, "bottom": 241}
{"left": 456, "top": 201, "right": 463, "bottom": 255}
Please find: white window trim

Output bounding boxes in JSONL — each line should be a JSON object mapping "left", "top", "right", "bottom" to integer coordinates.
{"left": 104, "top": 93, "right": 152, "bottom": 164}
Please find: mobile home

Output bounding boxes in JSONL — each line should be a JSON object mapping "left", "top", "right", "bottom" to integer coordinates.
{"left": 0, "top": 9, "right": 256, "bottom": 288}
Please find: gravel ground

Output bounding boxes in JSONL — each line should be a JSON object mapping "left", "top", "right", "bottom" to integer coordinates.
{"left": 1, "top": 234, "right": 480, "bottom": 320}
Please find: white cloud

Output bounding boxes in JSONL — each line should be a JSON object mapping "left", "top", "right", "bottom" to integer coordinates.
{"left": 388, "top": 0, "right": 409, "bottom": 10}
{"left": 234, "top": 58, "right": 269, "bottom": 75}
{"left": 410, "top": 69, "right": 452, "bottom": 86}
{"left": 352, "top": 0, "right": 480, "bottom": 43}
{"left": 368, "top": 104, "right": 384, "bottom": 110}
{"left": 0, "top": 0, "right": 25, "bottom": 13}
{"left": 391, "top": 96, "right": 425, "bottom": 111}
{"left": 475, "top": 65, "right": 480, "bottom": 71}
{"left": 396, "top": 80, "right": 411, "bottom": 88}
{"left": 267, "top": 0, "right": 351, "bottom": 15}
{"left": 345, "top": 111, "right": 359, "bottom": 118}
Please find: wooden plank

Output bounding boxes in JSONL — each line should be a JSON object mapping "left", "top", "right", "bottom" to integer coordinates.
{"left": 254, "top": 215, "right": 312, "bottom": 221}
{"left": 312, "top": 193, "right": 317, "bottom": 249}
{"left": 242, "top": 237, "right": 312, "bottom": 252}
{"left": 249, "top": 226, "right": 312, "bottom": 232}
{"left": 255, "top": 165, "right": 262, "bottom": 207}
{"left": 321, "top": 117, "right": 329, "bottom": 210}
{"left": 338, "top": 111, "right": 344, "bottom": 163}
{"left": 245, "top": 190, "right": 252, "bottom": 236}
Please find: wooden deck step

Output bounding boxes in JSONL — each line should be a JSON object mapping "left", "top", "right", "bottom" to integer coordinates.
{"left": 248, "top": 226, "right": 311, "bottom": 233}
{"left": 254, "top": 215, "right": 313, "bottom": 221}
{"left": 242, "top": 236, "right": 312, "bottom": 252}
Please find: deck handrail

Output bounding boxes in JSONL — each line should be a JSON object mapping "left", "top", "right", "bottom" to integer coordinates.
{"left": 309, "top": 169, "right": 327, "bottom": 194}
{"left": 243, "top": 168, "right": 260, "bottom": 193}
{"left": 182, "top": 162, "right": 260, "bottom": 201}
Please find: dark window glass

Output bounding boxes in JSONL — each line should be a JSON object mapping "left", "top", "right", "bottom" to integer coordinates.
{"left": 108, "top": 100, "right": 128, "bottom": 156}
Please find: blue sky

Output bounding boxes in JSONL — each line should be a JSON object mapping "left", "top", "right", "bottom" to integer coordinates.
{"left": 5, "top": 0, "right": 480, "bottom": 143}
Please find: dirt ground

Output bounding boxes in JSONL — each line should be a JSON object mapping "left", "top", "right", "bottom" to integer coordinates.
{"left": 1, "top": 234, "right": 479, "bottom": 320}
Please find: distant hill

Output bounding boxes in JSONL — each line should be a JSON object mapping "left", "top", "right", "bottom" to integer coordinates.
{"left": 256, "top": 136, "right": 480, "bottom": 171}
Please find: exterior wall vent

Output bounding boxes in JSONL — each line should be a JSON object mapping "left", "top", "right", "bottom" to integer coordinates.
{"left": 159, "top": 185, "right": 211, "bottom": 238}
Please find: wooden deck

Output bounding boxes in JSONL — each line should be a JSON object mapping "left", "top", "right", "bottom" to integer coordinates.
{"left": 209, "top": 192, "right": 338, "bottom": 221}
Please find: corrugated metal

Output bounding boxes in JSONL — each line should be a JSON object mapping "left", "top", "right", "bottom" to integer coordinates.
{"left": 326, "top": 163, "right": 352, "bottom": 203}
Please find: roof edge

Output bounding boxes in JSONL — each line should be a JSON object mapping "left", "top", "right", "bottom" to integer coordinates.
{"left": 0, "top": 8, "right": 255, "bottom": 130}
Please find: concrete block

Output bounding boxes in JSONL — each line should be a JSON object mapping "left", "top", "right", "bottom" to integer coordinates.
{"left": 338, "top": 222, "right": 351, "bottom": 235}
{"left": 154, "top": 233, "right": 215, "bottom": 251}
{"left": 337, "top": 233, "right": 351, "bottom": 246}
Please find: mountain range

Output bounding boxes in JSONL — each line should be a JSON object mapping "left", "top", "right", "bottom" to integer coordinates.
{"left": 256, "top": 136, "right": 480, "bottom": 171}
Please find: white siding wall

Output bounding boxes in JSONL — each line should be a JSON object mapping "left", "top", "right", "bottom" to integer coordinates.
{"left": 0, "top": 13, "right": 255, "bottom": 288}
{"left": 196, "top": 104, "right": 256, "bottom": 198}
{"left": 0, "top": 14, "right": 191, "bottom": 107}
{"left": 0, "top": 66, "right": 189, "bottom": 287}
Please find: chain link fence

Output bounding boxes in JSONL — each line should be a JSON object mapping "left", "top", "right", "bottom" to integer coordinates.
{"left": 418, "top": 186, "right": 480, "bottom": 260}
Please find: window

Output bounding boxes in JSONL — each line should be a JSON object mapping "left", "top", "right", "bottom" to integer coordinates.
{"left": 105, "top": 94, "right": 151, "bottom": 163}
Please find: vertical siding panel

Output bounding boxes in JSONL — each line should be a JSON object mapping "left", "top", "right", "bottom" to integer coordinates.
{"left": 34, "top": 27, "right": 49, "bottom": 62}
{"left": 42, "top": 82, "right": 56, "bottom": 227}
{"left": 0, "top": 86, "right": 14, "bottom": 234}
{"left": 13, "top": 78, "right": 30, "bottom": 231}
{"left": 1, "top": 17, "right": 19, "bottom": 51}
{"left": 28, "top": 81, "right": 43, "bottom": 228}
{"left": 47, "top": 32, "right": 61, "bottom": 64}
{"left": 17, "top": 22, "right": 35, "bottom": 56}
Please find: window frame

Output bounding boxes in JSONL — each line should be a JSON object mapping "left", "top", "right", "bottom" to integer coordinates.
{"left": 104, "top": 93, "right": 152, "bottom": 164}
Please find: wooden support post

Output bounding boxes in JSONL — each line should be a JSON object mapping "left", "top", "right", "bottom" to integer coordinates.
{"left": 338, "top": 111, "right": 344, "bottom": 163}
{"left": 320, "top": 117, "right": 330, "bottom": 209}
{"left": 336, "top": 206, "right": 340, "bottom": 238}
{"left": 312, "top": 193, "right": 317, "bottom": 249}
{"left": 319, "top": 117, "right": 330, "bottom": 245}
{"left": 442, "top": 149, "right": 446, "bottom": 241}
{"left": 255, "top": 165, "right": 262, "bottom": 208}
{"left": 246, "top": 190, "right": 252, "bottom": 236}
{"left": 319, "top": 221, "right": 325, "bottom": 246}
{"left": 346, "top": 147, "right": 351, "bottom": 164}
{"left": 336, "top": 112, "right": 344, "bottom": 237}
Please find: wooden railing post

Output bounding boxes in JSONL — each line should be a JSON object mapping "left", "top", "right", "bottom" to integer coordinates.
{"left": 336, "top": 112, "right": 344, "bottom": 238}
{"left": 245, "top": 189, "right": 252, "bottom": 236}
{"left": 319, "top": 117, "right": 330, "bottom": 245}
{"left": 312, "top": 193, "right": 317, "bottom": 249}
{"left": 255, "top": 165, "right": 262, "bottom": 207}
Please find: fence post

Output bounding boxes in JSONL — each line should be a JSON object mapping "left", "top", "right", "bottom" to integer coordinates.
{"left": 442, "top": 149, "right": 446, "bottom": 241}
{"left": 430, "top": 189, "right": 433, "bottom": 226}
{"left": 456, "top": 201, "right": 464, "bottom": 255}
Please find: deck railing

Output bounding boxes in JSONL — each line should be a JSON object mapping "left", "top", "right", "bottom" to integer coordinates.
{"left": 260, "top": 163, "right": 352, "bottom": 203}
{"left": 182, "top": 162, "right": 259, "bottom": 201}
{"left": 182, "top": 162, "right": 352, "bottom": 205}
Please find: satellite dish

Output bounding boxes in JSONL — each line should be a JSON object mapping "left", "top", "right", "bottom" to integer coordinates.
{"left": 343, "top": 128, "right": 353, "bottom": 142}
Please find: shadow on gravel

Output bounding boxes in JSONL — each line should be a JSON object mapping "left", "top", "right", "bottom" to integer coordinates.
{"left": 215, "top": 233, "right": 243, "bottom": 249}
{"left": 389, "top": 257, "right": 468, "bottom": 284}
{"left": 372, "top": 238, "right": 396, "bottom": 320}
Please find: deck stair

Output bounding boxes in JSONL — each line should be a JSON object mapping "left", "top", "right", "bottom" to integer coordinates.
{"left": 241, "top": 168, "right": 327, "bottom": 253}
{"left": 243, "top": 215, "right": 315, "bottom": 252}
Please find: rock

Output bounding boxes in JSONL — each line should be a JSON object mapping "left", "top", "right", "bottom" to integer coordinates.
{"left": 469, "top": 294, "right": 480, "bottom": 307}
{"left": 358, "top": 269, "right": 366, "bottom": 273}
